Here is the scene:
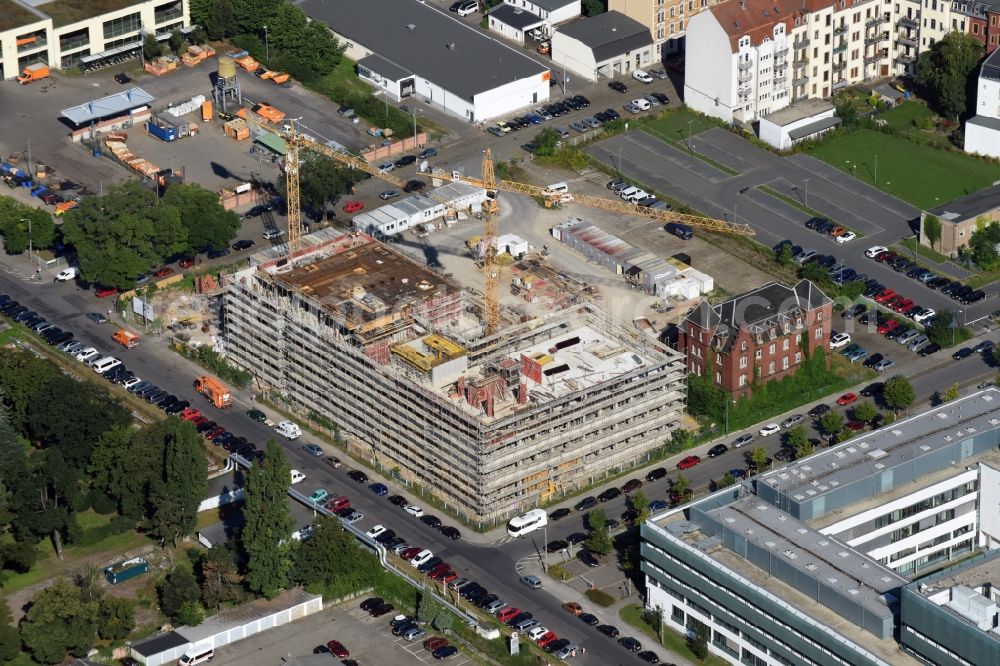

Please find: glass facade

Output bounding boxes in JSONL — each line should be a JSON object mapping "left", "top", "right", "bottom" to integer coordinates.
{"left": 103, "top": 13, "right": 142, "bottom": 40}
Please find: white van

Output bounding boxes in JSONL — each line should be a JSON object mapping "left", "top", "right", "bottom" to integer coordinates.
{"left": 178, "top": 645, "right": 215, "bottom": 665}
{"left": 290, "top": 469, "right": 306, "bottom": 484}
{"left": 632, "top": 98, "right": 651, "bottom": 111}
{"left": 543, "top": 182, "right": 569, "bottom": 195}
{"left": 275, "top": 421, "right": 301, "bottom": 440}
{"left": 632, "top": 69, "right": 653, "bottom": 83}
{"left": 410, "top": 549, "right": 434, "bottom": 568}
{"left": 625, "top": 189, "right": 649, "bottom": 204}
{"left": 91, "top": 356, "right": 121, "bottom": 374}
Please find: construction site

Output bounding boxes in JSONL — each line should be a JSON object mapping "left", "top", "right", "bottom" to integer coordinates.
{"left": 224, "top": 228, "right": 686, "bottom": 523}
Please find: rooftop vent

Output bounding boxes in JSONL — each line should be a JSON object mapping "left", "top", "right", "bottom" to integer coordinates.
{"left": 406, "top": 23, "right": 416, "bottom": 30}
{"left": 446, "top": 42, "right": 456, "bottom": 50}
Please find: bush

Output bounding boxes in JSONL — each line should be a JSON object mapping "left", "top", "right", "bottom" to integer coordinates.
{"left": 585, "top": 588, "right": 616, "bottom": 607}
{"left": 547, "top": 564, "right": 573, "bottom": 581}
{"left": 88, "top": 489, "right": 118, "bottom": 515}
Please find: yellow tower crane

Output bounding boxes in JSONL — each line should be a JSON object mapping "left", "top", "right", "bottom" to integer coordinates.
{"left": 243, "top": 113, "right": 752, "bottom": 335}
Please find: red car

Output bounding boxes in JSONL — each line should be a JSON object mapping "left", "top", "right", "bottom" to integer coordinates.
{"left": 179, "top": 407, "right": 203, "bottom": 421}
{"left": 191, "top": 416, "right": 209, "bottom": 427}
{"left": 343, "top": 201, "right": 365, "bottom": 213}
{"left": 883, "top": 294, "right": 904, "bottom": 309}
{"left": 439, "top": 571, "right": 458, "bottom": 584}
{"left": 496, "top": 607, "right": 521, "bottom": 622}
{"left": 677, "top": 455, "right": 701, "bottom": 470}
{"left": 536, "top": 631, "right": 558, "bottom": 647}
{"left": 875, "top": 251, "right": 896, "bottom": 263}
{"left": 427, "top": 562, "right": 450, "bottom": 578}
{"left": 836, "top": 392, "right": 858, "bottom": 406}
{"left": 154, "top": 267, "right": 175, "bottom": 278}
{"left": 178, "top": 257, "right": 195, "bottom": 268}
{"left": 326, "top": 640, "right": 349, "bottom": 658}
{"left": 876, "top": 319, "right": 899, "bottom": 335}
{"left": 400, "top": 547, "right": 422, "bottom": 561}
{"left": 874, "top": 288, "right": 896, "bottom": 303}
{"left": 892, "top": 298, "right": 914, "bottom": 313}
{"left": 95, "top": 287, "right": 119, "bottom": 298}
{"left": 204, "top": 426, "right": 226, "bottom": 440}
{"left": 846, "top": 420, "right": 866, "bottom": 431}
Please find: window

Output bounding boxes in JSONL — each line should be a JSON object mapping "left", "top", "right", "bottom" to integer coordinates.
{"left": 739, "top": 375, "right": 748, "bottom": 387}
{"left": 672, "top": 606, "right": 685, "bottom": 624}
{"left": 795, "top": 351, "right": 802, "bottom": 363}
{"left": 783, "top": 356, "right": 789, "bottom": 370}
{"left": 716, "top": 371, "right": 722, "bottom": 384}
{"left": 755, "top": 349, "right": 761, "bottom": 359}
{"left": 817, "top": 311, "right": 823, "bottom": 321}
{"left": 815, "top": 326, "right": 824, "bottom": 339}
{"left": 768, "top": 361, "right": 775, "bottom": 374}
{"left": 740, "top": 355, "right": 748, "bottom": 369}
{"left": 103, "top": 12, "right": 142, "bottom": 40}
{"left": 782, "top": 339, "right": 789, "bottom": 350}
{"left": 741, "top": 340, "right": 747, "bottom": 351}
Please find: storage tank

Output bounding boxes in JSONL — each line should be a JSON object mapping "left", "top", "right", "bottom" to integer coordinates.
{"left": 217, "top": 56, "right": 237, "bottom": 80}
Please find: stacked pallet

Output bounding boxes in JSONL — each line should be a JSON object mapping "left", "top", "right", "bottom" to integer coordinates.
{"left": 164, "top": 95, "right": 207, "bottom": 118}
{"left": 104, "top": 137, "right": 160, "bottom": 177}
{"left": 181, "top": 44, "right": 216, "bottom": 66}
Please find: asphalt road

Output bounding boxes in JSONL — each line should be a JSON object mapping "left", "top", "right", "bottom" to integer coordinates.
{"left": 587, "top": 128, "right": 998, "bottom": 323}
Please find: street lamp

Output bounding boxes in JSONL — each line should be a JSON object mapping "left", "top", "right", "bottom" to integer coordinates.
{"left": 412, "top": 108, "right": 423, "bottom": 147}
{"left": 262, "top": 25, "right": 269, "bottom": 63}
{"left": 20, "top": 218, "right": 31, "bottom": 265}
{"left": 687, "top": 119, "right": 694, "bottom": 151}
{"left": 873, "top": 153, "right": 878, "bottom": 186}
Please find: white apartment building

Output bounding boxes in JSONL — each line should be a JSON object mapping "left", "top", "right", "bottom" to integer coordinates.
{"left": 685, "top": 0, "right": 955, "bottom": 125}
{"left": 965, "top": 47, "right": 1000, "bottom": 157}
{"left": 0, "top": 0, "right": 189, "bottom": 78}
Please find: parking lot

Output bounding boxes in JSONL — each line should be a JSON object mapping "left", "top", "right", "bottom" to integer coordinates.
{"left": 211, "top": 601, "right": 435, "bottom": 665}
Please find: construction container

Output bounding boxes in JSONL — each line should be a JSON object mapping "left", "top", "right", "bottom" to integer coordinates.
{"left": 105, "top": 557, "right": 148, "bottom": 585}
{"left": 112, "top": 329, "right": 140, "bottom": 348}
{"left": 195, "top": 376, "right": 232, "bottom": 408}
{"left": 201, "top": 100, "right": 213, "bottom": 122}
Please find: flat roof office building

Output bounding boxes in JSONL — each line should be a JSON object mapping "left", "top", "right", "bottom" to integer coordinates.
{"left": 642, "top": 390, "right": 1000, "bottom": 665}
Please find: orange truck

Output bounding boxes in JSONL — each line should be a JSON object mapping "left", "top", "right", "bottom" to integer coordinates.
{"left": 112, "top": 329, "right": 140, "bottom": 349}
{"left": 194, "top": 376, "right": 232, "bottom": 408}
{"left": 17, "top": 63, "right": 49, "bottom": 84}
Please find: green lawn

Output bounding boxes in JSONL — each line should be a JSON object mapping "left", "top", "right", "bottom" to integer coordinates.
{"left": 875, "top": 101, "right": 934, "bottom": 131}
{"left": 644, "top": 108, "right": 721, "bottom": 139}
{"left": 806, "top": 130, "right": 1000, "bottom": 208}
{"left": 619, "top": 604, "right": 729, "bottom": 666}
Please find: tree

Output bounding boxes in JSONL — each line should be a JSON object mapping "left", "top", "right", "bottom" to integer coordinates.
{"left": 233, "top": 0, "right": 280, "bottom": 34}
{"left": 204, "top": 0, "right": 237, "bottom": 40}
{"left": 775, "top": 242, "right": 794, "bottom": 266}
{"left": 749, "top": 446, "right": 769, "bottom": 472}
{"left": 585, "top": 508, "right": 612, "bottom": 556}
{"left": 293, "top": 515, "right": 379, "bottom": 596}
{"left": 61, "top": 182, "right": 182, "bottom": 289}
{"left": 242, "top": 439, "right": 293, "bottom": 598}
{"left": 923, "top": 214, "right": 942, "bottom": 251}
{"left": 143, "top": 33, "right": 163, "bottom": 61}
{"left": 798, "top": 261, "right": 834, "bottom": 289}
{"left": 189, "top": 0, "right": 212, "bottom": 25}
{"left": 884, "top": 376, "right": 915, "bottom": 413}
{"left": 649, "top": 604, "right": 665, "bottom": 642}
{"left": 159, "top": 566, "right": 201, "bottom": 621}
{"left": 169, "top": 28, "right": 186, "bottom": 54}
{"left": 927, "top": 309, "right": 956, "bottom": 347}
{"left": 853, "top": 400, "right": 878, "bottom": 423}
{"left": 148, "top": 420, "right": 207, "bottom": 546}
{"left": 916, "top": 32, "right": 984, "bottom": 119}
{"left": 582, "top": 0, "right": 605, "bottom": 16}
{"left": 432, "top": 609, "right": 456, "bottom": 631}
{"left": 533, "top": 128, "right": 560, "bottom": 157}
{"left": 964, "top": 223, "right": 1000, "bottom": 270}
{"left": 0, "top": 596, "right": 20, "bottom": 662}
{"left": 97, "top": 596, "right": 135, "bottom": 641}
{"left": 785, "top": 426, "right": 808, "bottom": 453}
{"left": 292, "top": 155, "right": 364, "bottom": 219}
{"left": 673, "top": 473, "right": 691, "bottom": 497}
{"left": 162, "top": 183, "right": 240, "bottom": 252}
{"left": 176, "top": 601, "right": 205, "bottom": 626}
{"left": 19, "top": 579, "right": 99, "bottom": 664}
{"left": 417, "top": 589, "right": 442, "bottom": 623}
{"left": 819, "top": 411, "right": 846, "bottom": 437}
{"left": 717, "top": 472, "right": 735, "bottom": 488}
{"left": 666, "top": 427, "right": 693, "bottom": 454}
{"left": 200, "top": 544, "right": 245, "bottom": 610}
{"left": 0, "top": 198, "right": 56, "bottom": 254}
{"left": 629, "top": 490, "right": 650, "bottom": 526}
{"left": 689, "top": 620, "right": 710, "bottom": 659}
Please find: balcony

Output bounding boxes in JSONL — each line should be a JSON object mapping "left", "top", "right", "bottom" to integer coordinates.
{"left": 833, "top": 60, "right": 847, "bottom": 72}
{"left": 793, "top": 57, "right": 809, "bottom": 68}
{"left": 865, "top": 32, "right": 889, "bottom": 45}
{"left": 832, "top": 79, "right": 849, "bottom": 91}
{"left": 833, "top": 42, "right": 847, "bottom": 54}
{"left": 17, "top": 37, "right": 46, "bottom": 53}
{"left": 793, "top": 76, "right": 808, "bottom": 87}
{"left": 774, "top": 73, "right": 787, "bottom": 86}
{"left": 793, "top": 37, "right": 810, "bottom": 49}
{"left": 834, "top": 24, "right": 848, "bottom": 35}
{"left": 866, "top": 15, "right": 888, "bottom": 28}
{"left": 897, "top": 35, "right": 917, "bottom": 47}
{"left": 737, "top": 85, "right": 752, "bottom": 97}
{"left": 774, "top": 46, "right": 789, "bottom": 58}
{"left": 864, "top": 50, "right": 888, "bottom": 64}
{"left": 738, "top": 69, "right": 753, "bottom": 83}
{"left": 738, "top": 60, "right": 753, "bottom": 71}
{"left": 896, "top": 54, "right": 917, "bottom": 65}
{"left": 897, "top": 16, "right": 919, "bottom": 29}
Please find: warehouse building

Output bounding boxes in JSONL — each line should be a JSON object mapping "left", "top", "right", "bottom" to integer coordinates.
{"left": 641, "top": 390, "right": 1000, "bottom": 666}
{"left": 299, "top": 0, "right": 551, "bottom": 122}
{"left": 0, "top": 0, "right": 189, "bottom": 77}
{"left": 224, "top": 230, "right": 686, "bottom": 522}
{"left": 551, "top": 10, "right": 654, "bottom": 82}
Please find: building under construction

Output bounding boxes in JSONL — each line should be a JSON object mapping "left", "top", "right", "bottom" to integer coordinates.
{"left": 223, "top": 230, "right": 686, "bottom": 522}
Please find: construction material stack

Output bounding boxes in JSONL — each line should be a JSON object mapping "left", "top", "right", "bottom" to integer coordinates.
{"left": 181, "top": 44, "right": 216, "bottom": 67}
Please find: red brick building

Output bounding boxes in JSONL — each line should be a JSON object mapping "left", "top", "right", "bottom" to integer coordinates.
{"left": 680, "top": 280, "right": 832, "bottom": 397}
{"left": 955, "top": 1, "right": 1000, "bottom": 53}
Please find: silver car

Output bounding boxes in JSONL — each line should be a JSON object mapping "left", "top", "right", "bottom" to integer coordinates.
{"left": 907, "top": 334, "right": 929, "bottom": 351}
